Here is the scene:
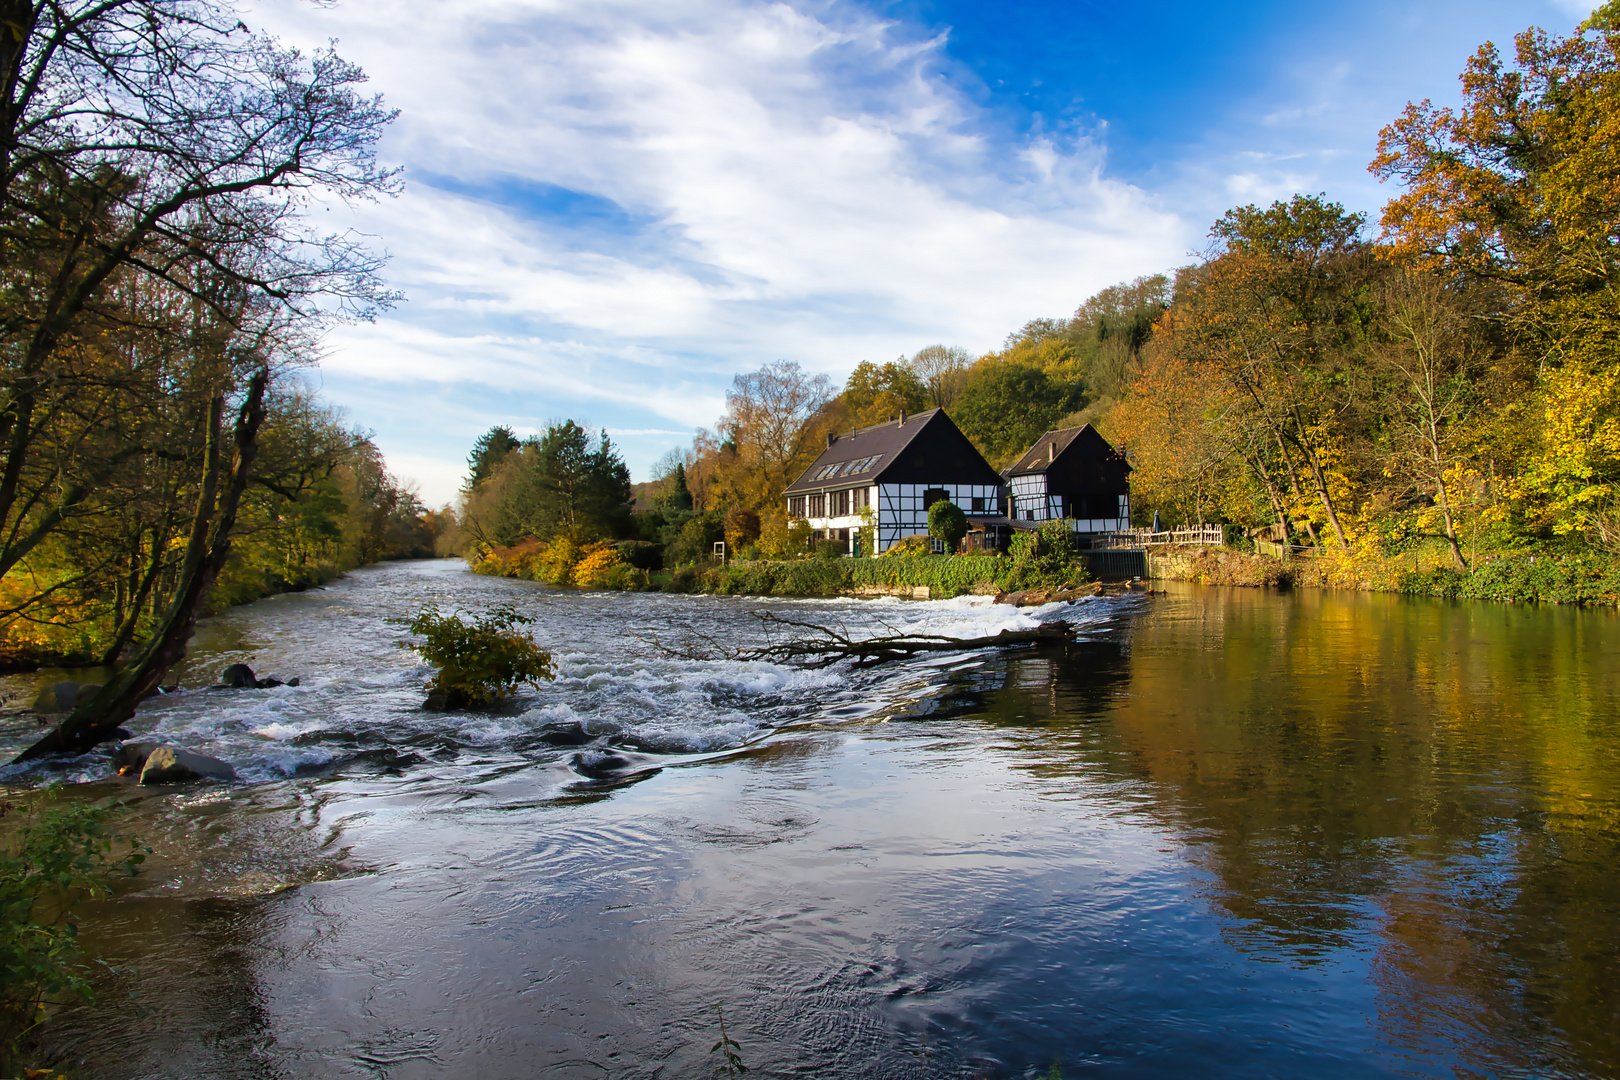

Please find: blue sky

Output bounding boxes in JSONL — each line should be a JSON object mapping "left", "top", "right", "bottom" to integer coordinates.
{"left": 249, "top": 0, "right": 1593, "bottom": 505}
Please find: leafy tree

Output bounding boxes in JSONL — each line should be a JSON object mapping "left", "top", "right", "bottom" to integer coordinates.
{"left": 1372, "top": 23, "right": 1620, "bottom": 542}
{"left": 724, "top": 506, "right": 761, "bottom": 553}
{"left": 721, "top": 360, "right": 835, "bottom": 505}
{"left": 927, "top": 500, "right": 967, "bottom": 553}
{"left": 951, "top": 363, "right": 1082, "bottom": 467}
{"left": 466, "top": 426, "right": 520, "bottom": 491}
{"left": 509, "top": 422, "right": 632, "bottom": 542}
{"left": 841, "top": 360, "right": 928, "bottom": 426}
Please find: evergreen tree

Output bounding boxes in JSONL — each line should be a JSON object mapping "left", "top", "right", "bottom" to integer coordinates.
{"left": 466, "top": 426, "right": 520, "bottom": 491}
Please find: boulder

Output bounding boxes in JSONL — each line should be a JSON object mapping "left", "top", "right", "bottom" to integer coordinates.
{"left": 32, "top": 680, "right": 78, "bottom": 713}
{"left": 71, "top": 682, "right": 102, "bottom": 708}
{"left": 116, "top": 741, "right": 159, "bottom": 774}
{"left": 220, "top": 663, "right": 257, "bottom": 688}
{"left": 538, "top": 723, "right": 594, "bottom": 747}
{"left": 138, "top": 745, "right": 239, "bottom": 785}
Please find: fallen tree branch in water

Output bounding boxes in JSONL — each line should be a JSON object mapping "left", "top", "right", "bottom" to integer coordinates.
{"left": 737, "top": 612, "right": 1077, "bottom": 668}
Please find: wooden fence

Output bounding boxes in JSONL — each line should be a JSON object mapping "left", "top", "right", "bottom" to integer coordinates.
{"left": 1254, "top": 540, "right": 1326, "bottom": 560}
{"left": 1089, "top": 525, "right": 1225, "bottom": 550}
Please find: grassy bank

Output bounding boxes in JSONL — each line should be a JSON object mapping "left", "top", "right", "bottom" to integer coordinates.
{"left": 1149, "top": 545, "right": 1620, "bottom": 606}
{"left": 476, "top": 551, "right": 1084, "bottom": 600}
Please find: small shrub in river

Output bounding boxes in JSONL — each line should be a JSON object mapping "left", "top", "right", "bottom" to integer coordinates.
{"left": 0, "top": 795, "right": 145, "bottom": 1068}
{"left": 406, "top": 605, "right": 555, "bottom": 709}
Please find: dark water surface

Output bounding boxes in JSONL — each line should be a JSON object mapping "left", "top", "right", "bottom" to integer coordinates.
{"left": 4, "top": 561, "right": 1618, "bottom": 1078}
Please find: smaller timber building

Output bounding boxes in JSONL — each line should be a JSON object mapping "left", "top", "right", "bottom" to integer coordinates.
{"left": 1003, "top": 425, "right": 1131, "bottom": 533}
{"left": 786, "top": 409, "right": 1004, "bottom": 554}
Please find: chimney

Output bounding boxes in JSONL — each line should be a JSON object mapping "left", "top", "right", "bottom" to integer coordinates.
{"left": 1048, "top": 440, "right": 1056, "bottom": 465}
{"left": 898, "top": 410, "right": 907, "bottom": 426}
{"left": 826, "top": 431, "right": 837, "bottom": 448}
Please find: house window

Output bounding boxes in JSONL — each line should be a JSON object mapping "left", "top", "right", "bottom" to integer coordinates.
{"left": 832, "top": 489, "right": 850, "bottom": 517}
{"left": 923, "top": 487, "right": 948, "bottom": 508}
{"left": 853, "top": 487, "right": 869, "bottom": 510}
{"left": 971, "top": 496, "right": 984, "bottom": 513}
{"left": 809, "top": 494, "right": 826, "bottom": 517}
{"left": 789, "top": 496, "right": 806, "bottom": 518}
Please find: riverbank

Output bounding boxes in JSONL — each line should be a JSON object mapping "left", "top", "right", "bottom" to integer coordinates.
{"left": 1149, "top": 544, "right": 1620, "bottom": 606}
{"left": 0, "top": 559, "right": 348, "bottom": 673}
{"left": 473, "top": 550, "right": 1085, "bottom": 599}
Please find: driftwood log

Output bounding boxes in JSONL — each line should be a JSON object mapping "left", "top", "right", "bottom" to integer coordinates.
{"left": 738, "top": 612, "right": 1077, "bottom": 668}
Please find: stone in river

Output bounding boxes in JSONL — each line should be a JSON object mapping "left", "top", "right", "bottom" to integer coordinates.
{"left": 137, "top": 745, "right": 239, "bottom": 785}
{"left": 538, "top": 723, "right": 595, "bottom": 747}
{"left": 32, "top": 680, "right": 78, "bottom": 712}
{"left": 220, "top": 663, "right": 257, "bottom": 688}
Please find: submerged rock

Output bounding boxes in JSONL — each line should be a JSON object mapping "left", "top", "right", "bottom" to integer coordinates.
{"left": 570, "top": 750, "right": 633, "bottom": 778}
{"left": 538, "top": 723, "right": 595, "bottom": 747}
{"left": 33, "top": 680, "right": 77, "bottom": 712}
{"left": 134, "top": 744, "right": 239, "bottom": 785}
{"left": 220, "top": 663, "right": 257, "bottom": 688}
{"left": 31, "top": 680, "right": 106, "bottom": 712}
{"left": 217, "top": 663, "right": 295, "bottom": 690}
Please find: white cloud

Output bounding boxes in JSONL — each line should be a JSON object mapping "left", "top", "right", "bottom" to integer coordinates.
{"left": 242, "top": 0, "right": 1190, "bottom": 502}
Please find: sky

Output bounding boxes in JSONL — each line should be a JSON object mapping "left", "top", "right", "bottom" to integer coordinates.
{"left": 245, "top": 0, "right": 1598, "bottom": 505}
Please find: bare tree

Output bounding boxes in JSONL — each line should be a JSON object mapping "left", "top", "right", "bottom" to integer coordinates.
{"left": 1376, "top": 268, "right": 1485, "bottom": 569}
{"left": 906, "top": 344, "right": 972, "bottom": 409}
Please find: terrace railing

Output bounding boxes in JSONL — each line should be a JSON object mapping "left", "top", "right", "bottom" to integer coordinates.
{"left": 1090, "top": 525, "right": 1225, "bottom": 549}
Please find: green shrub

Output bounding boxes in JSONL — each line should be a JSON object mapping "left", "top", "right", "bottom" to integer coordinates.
{"left": 0, "top": 795, "right": 145, "bottom": 1067}
{"left": 815, "top": 539, "right": 845, "bottom": 560}
{"left": 927, "top": 500, "right": 967, "bottom": 553}
{"left": 1397, "top": 553, "right": 1620, "bottom": 605}
{"left": 405, "top": 605, "right": 556, "bottom": 708}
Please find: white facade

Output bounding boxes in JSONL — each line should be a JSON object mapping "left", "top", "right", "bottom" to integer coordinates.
{"left": 1009, "top": 473, "right": 1130, "bottom": 533}
{"left": 874, "top": 482, "right": 1001, "bottom": 553}
{"left": 793, "top": 482, "right": 1002, "bottom": 554}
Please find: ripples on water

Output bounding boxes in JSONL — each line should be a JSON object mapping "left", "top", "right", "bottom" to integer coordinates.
{"left": 2, "top": 560, "right": 1618, "bottom": 1079}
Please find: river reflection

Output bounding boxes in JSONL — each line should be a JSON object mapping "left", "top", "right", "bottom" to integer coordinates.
{"left": 21, "top": 569, "right": 1620, "bottom": 1079}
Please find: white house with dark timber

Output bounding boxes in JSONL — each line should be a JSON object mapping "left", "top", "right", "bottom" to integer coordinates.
{"left": 1003, "top": 424, "right": 1132, "bottom": 533}
{"left": 785, "top": 409, "right": 1005, "bottom": 554}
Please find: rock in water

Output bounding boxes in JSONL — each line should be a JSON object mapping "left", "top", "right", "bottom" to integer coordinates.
{"left": 116, "top": 741, "right": 158, "bottom": 774}
{"left": 71, "top": 682, "right": 102, "bottom": 708}
{"left": 220, "top": 663, "right": 257, "bottom": 688}
{"left": 32, "top": 680, "right": 78, "bottom": 713}
{"left": 138, "top": 745, "right": 239, "bottom": 784}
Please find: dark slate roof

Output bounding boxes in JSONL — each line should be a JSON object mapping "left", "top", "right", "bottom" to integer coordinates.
{"left": 1003, "top": 424, "right": 1127, "bottom": 478}
{"left": 785, "top": 408, "right": 1000, "bottom": 494}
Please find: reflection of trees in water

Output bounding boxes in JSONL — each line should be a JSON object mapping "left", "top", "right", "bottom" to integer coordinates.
{"left": 968, "top": 588, "right": 1620, "bottom": 1076}
{"left": 43, "top": 895, "right": 284, "bottom": 1078}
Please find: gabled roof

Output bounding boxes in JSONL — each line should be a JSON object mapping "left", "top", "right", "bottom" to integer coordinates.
{"left": 1003, "top": 424, "right": 1129, "bottom": 478}
{"left": 785, "top": 408, "right": 1001, "bottom": 494}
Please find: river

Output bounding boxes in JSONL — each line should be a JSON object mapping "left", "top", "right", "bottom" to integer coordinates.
{"left": 1, "top": 560, "right": 1617, "bottom": 1079}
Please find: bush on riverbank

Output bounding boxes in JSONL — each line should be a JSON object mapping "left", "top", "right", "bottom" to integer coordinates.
{"left": 472, "top": 544, "right": 1086, "bottom": 599}
{"left": 1147, "top": 544, "right": 1620, "bottom": 606}
{"left": 0, "top": 795, "right": 145, "bottom": 1070}
{"left": 1396, "top": 554, "right": 1620, "bottom": 605}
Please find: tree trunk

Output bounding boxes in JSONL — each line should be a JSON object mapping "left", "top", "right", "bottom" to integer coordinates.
{"left": 13, "top": 369, "right": 269, "bottom": 763}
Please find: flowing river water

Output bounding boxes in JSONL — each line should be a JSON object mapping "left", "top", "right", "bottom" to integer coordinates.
{"left": 1, "top": 559, "right": 1618, "bottom": 1079}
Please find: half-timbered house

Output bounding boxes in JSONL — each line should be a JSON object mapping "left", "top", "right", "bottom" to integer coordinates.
{"left": 785, "top": 409, "right": 1004, "bottom": 554}
{"left": 1003, "top": 425, "right": 1131, "bottom": 533}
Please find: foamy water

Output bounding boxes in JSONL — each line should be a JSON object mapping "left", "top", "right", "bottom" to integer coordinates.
{"left": 0, "top": 560, "right": 1119, "bottom": 785}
